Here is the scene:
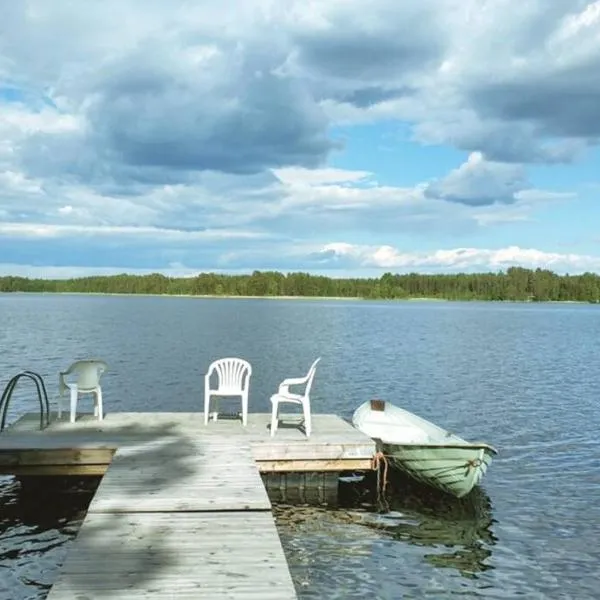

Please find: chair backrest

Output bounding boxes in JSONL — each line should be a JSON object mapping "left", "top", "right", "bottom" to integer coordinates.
{"left": 207, "top": 358, "right": 252, "bottom": 393}
{"left": 303, "top": 357, "right": 321, "bottom": 399}
{"left": 64, "top": 360, "right": 107, "bottom": 391}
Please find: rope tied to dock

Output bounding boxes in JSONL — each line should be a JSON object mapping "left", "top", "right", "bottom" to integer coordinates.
{"left": 371, "top": 451, "right": 389, "bottom": 511}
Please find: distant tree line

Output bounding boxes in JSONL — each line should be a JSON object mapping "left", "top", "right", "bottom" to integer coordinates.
{"left": 1, "top": 267, "right": 599, "bottom": 302}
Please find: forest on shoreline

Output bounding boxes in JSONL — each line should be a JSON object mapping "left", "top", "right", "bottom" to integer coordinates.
{"left": 1, "top": 267, "right": 600, "bottom": 303}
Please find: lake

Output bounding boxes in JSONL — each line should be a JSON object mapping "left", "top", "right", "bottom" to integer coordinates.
{"left": 1, "top": 294, "right": 599, "bottom": 599}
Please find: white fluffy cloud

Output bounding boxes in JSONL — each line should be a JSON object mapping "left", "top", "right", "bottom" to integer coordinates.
{"left": 1, "top": 242, "right": 597, "bottom": 279}
{"left": 315, "top": 243, "right": 600, "bottom": 273}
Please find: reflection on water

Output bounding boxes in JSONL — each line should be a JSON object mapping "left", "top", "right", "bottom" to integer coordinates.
{"left": 0, "top": 476, "right": 98, "bottom": 600}
{"left": 378, "top": 470, "right": 496, "bottom": 579}
{"left": 276, "top": 471, "right": 497, "bottom": 599}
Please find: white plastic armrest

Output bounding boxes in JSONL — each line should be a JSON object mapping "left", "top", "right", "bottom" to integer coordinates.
{"left": 278, "top": 377, "right": 307, "bottom": 396}
{"left": 280, "top": 375, "right": 308, "bottom": 387}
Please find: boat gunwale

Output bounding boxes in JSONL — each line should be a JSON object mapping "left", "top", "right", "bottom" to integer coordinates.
{"left": 351, "top": 401, "right": 498, "bottom": 455}
{"left": 379, "top": 440, "right": 498, "bottom": 455}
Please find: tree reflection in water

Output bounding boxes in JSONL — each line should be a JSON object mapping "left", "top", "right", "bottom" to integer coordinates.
{"left": 340, "top": 468, "right": 497, "bottom": 578}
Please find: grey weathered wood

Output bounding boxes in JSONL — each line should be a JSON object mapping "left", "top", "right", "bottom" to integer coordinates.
{"left": 46, "top": 512, "right": 297, "bottom": 600}
{"left": 0, "top": 412, "right": 376, "bottom": 473}
{"left": 88, "top": 441, "right": 270, "bottom": 513}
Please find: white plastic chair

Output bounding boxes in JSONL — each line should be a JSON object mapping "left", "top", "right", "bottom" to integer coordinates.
{"left": 270, "top": 357, "right": 321, "bottom": 437}
{"left": 204, "top": 358, "right": 252, "bottom": 426}
{"left": 58, "top": 359, "right": 107, "bottom": 423}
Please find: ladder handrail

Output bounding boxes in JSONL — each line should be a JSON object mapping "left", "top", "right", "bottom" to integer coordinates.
{"left": 0, "top": 370, "right": 50, "bottom": 432}
{"left": 24, "top": 370, "right": 51, "bottom": 427}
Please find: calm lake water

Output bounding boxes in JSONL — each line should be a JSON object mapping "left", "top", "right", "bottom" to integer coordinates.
{"left": 1, "top": 294, "right": 599, "bottom": 599}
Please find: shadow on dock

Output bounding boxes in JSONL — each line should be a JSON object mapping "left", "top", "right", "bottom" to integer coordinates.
{"left": 6, "top": 420, "right": 209, "bottom": 598}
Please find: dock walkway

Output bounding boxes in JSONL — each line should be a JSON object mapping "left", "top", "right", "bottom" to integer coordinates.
{"left": 0, "top": 412, "right": 376, "bottom": 598}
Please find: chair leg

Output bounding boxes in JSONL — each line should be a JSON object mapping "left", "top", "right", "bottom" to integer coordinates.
{"left": 57, "top": 394, "right": 63, "bottom": 420}
{"left": 96, "top": 388, "right": 103, "bottom": 421}
{"left": 303, "top": 402, "right": 312, "bottom": 437}
{"left": 270, "top": 400, "right": 279, "bottom": 437}
{"left": 241, "top": 393, "right": 248, "bottom": 427}
{"left": 70, "top": 388, "right": 78, "bottom": 423}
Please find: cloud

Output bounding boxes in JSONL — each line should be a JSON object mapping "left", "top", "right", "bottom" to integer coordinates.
{"left": 0, "top": 156, "right": 573, "bottom": 274}
{"left": 0, "top": 263, "right": 200, "bottom": 280}
{"left": 316, "top": 2, "right": 600, "bottom": 163}
{"left": 411, "top": 1, "right": 600, "bottom": 162}
{"left": 466, "top": 1, "right": 600, "bottom": 140}
{"left": 273, "top": 167, "right": 372, "bottom": 186}
{"left": 4, "top": 242, "right": 600, "bottom": 279}
{"left": 84, "top": 44, "right": 333, "bottom": 176}
{"left": 0, "top": 0, "right": 597, "bottom": 278}
{"left": 268, "top": 167, "right": 476, "bottom": 236}
{"left": 424, "top": 152, "right": 527, "bottom": 206}
{"left": 0, "top": 224, "right": 274, "bottom": 272}
{"left": 286, "top": 0, "right": 448, "bottom": 105}
{"left": 3, "top": 0, "right": 599, "bottom": 184}
{"left": 0, "top": 222, "right": 267, "bottom": 241}
{"left": 2, "top": 1, "right": 336, "bottom": 184}
{"left": 314, "top": 243, "right": 600, "bottom": 274}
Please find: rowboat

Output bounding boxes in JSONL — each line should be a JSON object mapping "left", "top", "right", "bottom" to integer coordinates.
{"left": 352, "top": 399, "right": 497, "bottom": 498}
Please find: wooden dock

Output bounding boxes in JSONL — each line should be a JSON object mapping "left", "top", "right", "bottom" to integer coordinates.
{"left": 0, "top": 412, "right": 375, "bottom": 477}
{"left": 0, "top": 411, "right": 376, "bottom": 599}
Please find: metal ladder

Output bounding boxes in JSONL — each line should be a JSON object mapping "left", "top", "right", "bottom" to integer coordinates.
{"left": 0, "top": 371, "right": 50, "bottom": 433}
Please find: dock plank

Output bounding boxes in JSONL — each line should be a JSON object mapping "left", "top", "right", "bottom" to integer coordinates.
{"left": 46, "top": 512, "right": 297, "bottom": 600}
{"left": 88, "top": 441, "right": 271, "bottom": 513}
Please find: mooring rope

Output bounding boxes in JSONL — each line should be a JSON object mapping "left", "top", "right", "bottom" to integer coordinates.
{"left": 371, "top": 451, "right": 390, "bottom": 511}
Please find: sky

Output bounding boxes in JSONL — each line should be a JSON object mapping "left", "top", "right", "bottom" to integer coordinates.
{"left": 1, "top": 0, "right": 600, "bottom": 279}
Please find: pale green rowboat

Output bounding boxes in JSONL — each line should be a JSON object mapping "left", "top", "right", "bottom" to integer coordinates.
{"left": 352, "top": 400, "right": 497, "bottom": 498}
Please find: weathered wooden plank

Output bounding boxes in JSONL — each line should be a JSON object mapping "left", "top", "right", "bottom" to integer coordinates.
{"left": 252, "top": 442, "right": 375, "bottom": 461}
{"left": 257, "top": 457, "right": 373, "bottom": 472}
{"left": 0, "top": 447, "right": 115, "bottom": 465}
{"left": 0, "top": 457, "right": 372, "bottom": 476}
{"left": 49, "top": 587, "right": 291, "bottom": 599}
{"left": 87, "top": 442, "right": 271, "bottom": 513}
{"left": 46, "top": 512, "right": 297, "bottom": 600}
{"left": 7, "top": 464, "right": 109, "bottom": 476}
{"left": 0, "top": 437, "right": 120, "bottom": 449}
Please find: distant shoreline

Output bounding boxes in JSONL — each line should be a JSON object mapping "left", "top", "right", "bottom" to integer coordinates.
{"left": 2, "top": 291, "right": 444, "bottom": 301}
{"left": 1, "top": 291, "right": 594, "bottom": 304}
{"left": 1, "top": 268, "right": 598, "bottom": 303}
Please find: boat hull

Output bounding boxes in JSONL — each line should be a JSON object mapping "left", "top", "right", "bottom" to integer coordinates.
{"left": 351, "top": 400, "right": 496, "bottom": 498}
{"left": 382, "top": 442, "right": 495, "bottom": 498}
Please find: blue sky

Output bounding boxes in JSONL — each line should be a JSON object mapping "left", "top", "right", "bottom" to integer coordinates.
{"left": 1, "top": 0, "right": 600, "bottom": 278}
